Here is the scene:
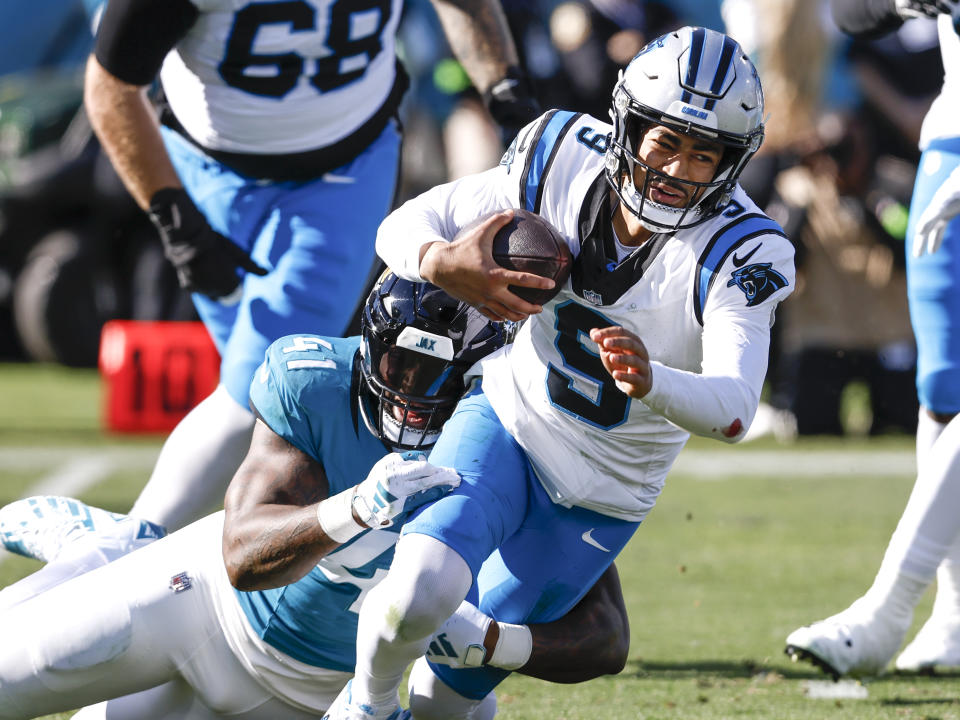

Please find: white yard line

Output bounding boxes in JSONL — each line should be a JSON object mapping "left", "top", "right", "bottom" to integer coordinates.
{"left": 0, "top": 444, "right": 917, "bottom": 566}
{"left": 0, "top": 446, "right": 159, "bottom": 563}
{"left": 0, "top": 446, "right": 159, "bottom": 471}
{"left": 29, "top": 456, "right": 119, "bottom": 498}
{"left": 673, "top": 448, "right": 916, "bottom": 479}
{"left": 0, "top": 445, "right": 915, "bottom": 484}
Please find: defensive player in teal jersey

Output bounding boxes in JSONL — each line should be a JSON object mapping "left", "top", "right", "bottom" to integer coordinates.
{"left": 0, "top": 274, "right": 628, "bottom": 719}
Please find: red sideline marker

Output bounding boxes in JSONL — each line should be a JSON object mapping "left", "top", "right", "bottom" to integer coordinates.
{"left": 99, "top": 321, "right": 220, "bottom": 433}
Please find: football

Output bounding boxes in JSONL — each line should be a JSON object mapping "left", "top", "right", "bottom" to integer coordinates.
{"left": 491, "top": 209, "right": 572, "bottom": 305}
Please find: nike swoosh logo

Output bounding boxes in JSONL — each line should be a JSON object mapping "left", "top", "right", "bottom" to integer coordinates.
{"left": 581, "top": 528, "right": 610, "bottom": 552}
{"left": 732, "top": 244, "right": 761, "bottom": 267}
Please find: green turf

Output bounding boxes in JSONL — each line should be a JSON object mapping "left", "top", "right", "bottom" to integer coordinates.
{"left": 3, "top": 364, "right": 958, "bottom": 719}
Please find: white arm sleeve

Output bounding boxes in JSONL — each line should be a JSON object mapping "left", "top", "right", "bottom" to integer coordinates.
{"left": 641, "top": 235, "right": 795, "bottom": 443}
{"left": 640, "top": 307, "right": 773, "bottom": 442}
{"left": 376, "top": 116, "right": 546, "bottom": 280}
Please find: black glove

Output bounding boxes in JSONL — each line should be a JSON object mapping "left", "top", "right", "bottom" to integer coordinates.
{"left": 147, "top": 187, "right": 268, "bottom": 299}
{"left": 482, "top": 66, "right": 542, "bottom": 146}
{"left": 894, "top": 0, "right": 958, "bottom": 19}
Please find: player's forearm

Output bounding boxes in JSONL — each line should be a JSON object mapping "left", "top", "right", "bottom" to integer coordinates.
{"left": 222, "top": 501, "right": 340, "bottom": 591}
{"left": 377, "top": 167, "right": 512, "bottom": 281}
{"left": 222, "top": 423, "right": 356, "bottom": 591}
{"left": 429, "top": 0, "right": 518, "bottom": 95}
{"left": 518, "top": 566, "right": 630, "bottom": 682}
{"left": 84, "top": 55, "right": 181, "bottom": 210}
{"left": 642, "top": 362, "right": 759, "bottom": 443}
{"left": 377, "top": 182, "right": 461, "bottom": 282}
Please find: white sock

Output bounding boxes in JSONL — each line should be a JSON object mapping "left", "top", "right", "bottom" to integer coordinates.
{"left": 866, "top": 415, "right": 960, "bottom": 619}
{"left": 916, "top": 407, "right": 949, "bottom": 473}
{"left": 930, "top": 540, "right": 960, "bottom": 623}
{"left": 352, "top": 534, "right": 472, "bottom": 709}
{"left": 130, "top": 385, "right": 254, "bottom": 530}
{"left": 408, "top": 657, "right": 496, "bottom": 720}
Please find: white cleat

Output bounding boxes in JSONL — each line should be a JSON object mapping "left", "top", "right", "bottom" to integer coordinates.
{"left": 785, "top": 603, "right": 909, "bottom": 679}
{"left": 896, "top": 613, "right": 960, "bottom": 672}
{"left": 321, "top": 681, "right": 411, "bottom": 720}
{"left": 0, "top": 496, "right": 165, "bottom": 563}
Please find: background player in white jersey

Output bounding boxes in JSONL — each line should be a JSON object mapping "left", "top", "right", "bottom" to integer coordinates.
{"left": 83, "top": 0, "right": 539, "bottom": 539}
{"left": 325, "top": 27, "right": 795, "bottom": 720}
{"left": 0, "top": 273, "right": 629, "bottom": 719}
{"left": 783, "top": 0, "right": 960, "bottom": 679}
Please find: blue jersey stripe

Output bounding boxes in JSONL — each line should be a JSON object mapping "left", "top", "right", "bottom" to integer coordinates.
{"left": 694, "top": 214, "right": 786, "bottom": 325}
{"left": 523, "top": 110, "right": 578, "bottom": 213}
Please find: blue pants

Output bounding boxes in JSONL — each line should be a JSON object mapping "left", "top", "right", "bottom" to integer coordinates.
{"left": 404, "top": 389, "right": 640, "bottom": 699}
{"left": 161, "top": 122, "right": 401, "bottom": 406}
{"left": 907, "top": 136, "right": 960, "bottom": 415}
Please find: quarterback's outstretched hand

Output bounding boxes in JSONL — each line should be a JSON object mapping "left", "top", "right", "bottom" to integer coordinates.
{"left": 591, "top": 326, "right": 652, "bottom": 399}
{"left": 419, "top": 210, "right": 554, "bottom": 323}
{"left": 352, "top": 452, "right": 460, "bottom": 528}
{"left": 148, "top": 187, "right": 268, "bottom": 300}
{"left": 913, "top": 166, "right": 960, "bottom": 257}
{"left": 894, "top": 0, "right": 958, "bottom": 19}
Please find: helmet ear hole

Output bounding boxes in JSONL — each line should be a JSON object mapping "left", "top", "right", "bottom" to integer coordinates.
{"left": 359, "top": 272, "right": 508, "bottom": 451}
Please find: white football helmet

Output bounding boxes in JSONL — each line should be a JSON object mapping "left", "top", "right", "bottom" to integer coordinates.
{"left": 605, "top": 26, "right": 765, "bottom": 232}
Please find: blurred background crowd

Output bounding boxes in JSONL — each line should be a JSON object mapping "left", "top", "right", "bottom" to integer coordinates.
{"left": 0, "top": 0, "right": 936, "bottom": 439}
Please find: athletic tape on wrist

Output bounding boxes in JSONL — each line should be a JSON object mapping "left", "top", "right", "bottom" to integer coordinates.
{"left": 489, "top": 622, "right": 532, "bottom": 671}
{"left": 316, "top": 487, "right": 364, "bottom": 544}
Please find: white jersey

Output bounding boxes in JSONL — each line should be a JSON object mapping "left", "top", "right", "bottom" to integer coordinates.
{"left": 379, "top": 110, "right": 795, "bottom": 521}
{"left": 161, "top": 0, "right": 403, "bottom": 154}
{"left": 920, "top": 14, "right": 960, "bottom": 148}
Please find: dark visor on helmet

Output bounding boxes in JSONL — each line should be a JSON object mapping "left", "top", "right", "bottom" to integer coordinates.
{"left": 364, "top": 333, "right": 463, "bottom": 402}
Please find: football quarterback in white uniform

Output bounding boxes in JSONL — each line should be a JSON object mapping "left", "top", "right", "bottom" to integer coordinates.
{"left": 326, "top": 26, "right": 795, "bottom": 720}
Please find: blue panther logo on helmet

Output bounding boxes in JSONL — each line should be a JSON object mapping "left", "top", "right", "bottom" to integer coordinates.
{"left": 726, "top": 262, "right": 788, "bottom": 306}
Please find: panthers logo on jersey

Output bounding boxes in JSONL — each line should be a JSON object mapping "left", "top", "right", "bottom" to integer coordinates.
{"left": 726, "top": 262, "right": 789, "bottom": 307}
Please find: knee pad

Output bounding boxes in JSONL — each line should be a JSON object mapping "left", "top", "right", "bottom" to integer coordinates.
{"left": 381, "top": 535, "right": 472, "bottom": 643}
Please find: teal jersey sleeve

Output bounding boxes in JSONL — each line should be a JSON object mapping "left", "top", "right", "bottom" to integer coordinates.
{"left": 249, "top": 334, "right": 361, "bottom": 465}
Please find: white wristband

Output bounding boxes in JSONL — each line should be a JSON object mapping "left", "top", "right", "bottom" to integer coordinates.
{"left": 316, "top": 487, "right": 364, "bottom": 544}
{"left": 488, "top": 622, "right": 532, "bottom": 671}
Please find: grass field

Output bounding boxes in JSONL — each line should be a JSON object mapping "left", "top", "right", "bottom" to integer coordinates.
{"left": 2, "top": 363, "right": 959, "bottom": 720}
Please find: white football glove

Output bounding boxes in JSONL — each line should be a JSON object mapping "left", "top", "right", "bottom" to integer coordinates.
{"left": 426, "top": 600, "right": 492, "bottom": 668}
{"left": 894, "top": 0, "right": 958, "bottom": 19}
{"left": 352, "top": 451, "right": 460, "bottom": 528}
{"left": 913, "top": 165, "right": 960, "bottom": 257}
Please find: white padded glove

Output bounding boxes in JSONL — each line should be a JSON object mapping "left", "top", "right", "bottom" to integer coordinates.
{"left": 913, "top": 165, "right": 960, "bottom": 257}
{"left": 352, "top": 451, "right": 460, "bottom": 528}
